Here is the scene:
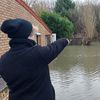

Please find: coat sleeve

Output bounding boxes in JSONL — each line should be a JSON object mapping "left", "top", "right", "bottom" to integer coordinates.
{"left": 38, "top": 38, "right": 69, "bottom": 64}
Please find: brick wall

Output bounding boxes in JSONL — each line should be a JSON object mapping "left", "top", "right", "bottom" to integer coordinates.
{"left": 0, "top": 0, "right": 51, "bottom": 99}
{"left": 0, "top": 0, "right": 51, "bottom": 55}
{"left": 0, "top": 88, "right": 9, "bottom": 100}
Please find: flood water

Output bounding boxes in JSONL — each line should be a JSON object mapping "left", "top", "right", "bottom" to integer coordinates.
{"left": 50, "top": 42, "right": 100, "bottom": 100}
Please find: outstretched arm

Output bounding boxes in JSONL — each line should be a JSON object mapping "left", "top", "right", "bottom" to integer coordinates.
{"left": 38, "top": 38, "right": 70, "bottom": 64}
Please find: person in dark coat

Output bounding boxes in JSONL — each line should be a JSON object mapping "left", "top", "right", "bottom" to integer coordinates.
{"left": 0, "top": 18, "right": 70, "bottom": 100}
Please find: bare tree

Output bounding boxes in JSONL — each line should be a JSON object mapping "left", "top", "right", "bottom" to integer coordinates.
{"left": 23, "top": 0, "right": 34, "bottom": 6}
{"left": 94, "top": 2, "right": 100, "bottom": 40}
{"left": 68, "top": 5, "right": 84, "bottom": 35}
{"left": 23, "top": 0, "right": 55, "bottom": 15}
{"left": 78, "top": 0, "right": 96, "bottom": 45}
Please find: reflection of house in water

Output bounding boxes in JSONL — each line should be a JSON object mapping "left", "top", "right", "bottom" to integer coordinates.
{"left": 0, "top": 0, "right": 52, "bottom": 99}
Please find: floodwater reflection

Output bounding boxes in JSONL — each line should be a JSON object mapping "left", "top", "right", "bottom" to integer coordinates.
{"left": 50, "top": 43, "right": 100, "bottom": 100}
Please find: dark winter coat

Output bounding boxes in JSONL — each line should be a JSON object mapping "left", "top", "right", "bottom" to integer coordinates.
{"left": 0, "top": 38, "right": 68, "bottom": 100}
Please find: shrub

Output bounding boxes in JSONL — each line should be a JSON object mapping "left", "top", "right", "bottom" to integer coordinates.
{"left": 40, "top": 12, "right": 75, "bottom": 39}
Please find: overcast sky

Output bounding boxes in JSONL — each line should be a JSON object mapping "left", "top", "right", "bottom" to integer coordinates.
{"left": 27, "top": 0, "right": 100, "bottom": 4}
{"left": 37, "top": 0, "right": 84, "bottom": 2}
{"left": 36, "top": 0, "right": 88, "bottom": 4}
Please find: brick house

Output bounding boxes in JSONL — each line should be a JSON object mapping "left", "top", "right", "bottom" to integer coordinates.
{"left": 0, "top": 0, "right": 52, "bottom": 55}
{"left": 0, "top": 0, "right": 52, "bottom": 99}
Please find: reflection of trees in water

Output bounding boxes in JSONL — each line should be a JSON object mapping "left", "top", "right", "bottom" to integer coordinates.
{"left": 50, "top": 45, "right": 100, "bottom": 78}
{"left": 50, "top": 45, "right": 100, "bottom": 100}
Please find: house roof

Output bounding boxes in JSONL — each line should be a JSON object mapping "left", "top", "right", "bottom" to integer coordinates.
{"left": 16, "top": 0, "right": 52, "bottom": 34}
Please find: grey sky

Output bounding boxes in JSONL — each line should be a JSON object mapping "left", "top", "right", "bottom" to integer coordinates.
{"left": 26, "top": 0, "right": 100, "bottom": 4}
{"left": 35, "top": 0, "right": 87, "bottom": 4}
